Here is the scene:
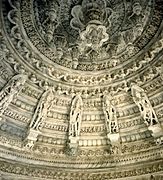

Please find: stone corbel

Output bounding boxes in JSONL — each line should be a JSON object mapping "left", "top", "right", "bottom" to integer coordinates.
{"left": 148, "top": 124, "right": 163, "bottom": 139}
{"left": 107, "top": 133, "right": 120, "bottom": 144}
{"left": 24, "top": 129, "right": 41, "bottom": 150}
{"left": 156, "top": 136, "right": 163, "bottom": 145}
{"left": 68, "top": 136, "right": 79, "bottom": 156}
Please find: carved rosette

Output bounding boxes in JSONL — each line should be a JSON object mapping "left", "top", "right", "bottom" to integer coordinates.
{"left": 79, "top": 24, "right": 109, "bottom": 55}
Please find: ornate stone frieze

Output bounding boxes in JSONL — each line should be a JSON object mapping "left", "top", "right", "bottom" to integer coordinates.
{"left": 21, "top": 85, "right": 42, "bottom": 99}
{"left": 0, "top": 0, "right": 160, "bottom": 84}
{"left": 0, "top": 133, "right": 22, "bottom": 148}
{"left": 0, "top": 158, "right": 163, "bottom": 179}
{"left": 3, "top": 109, "right": 30, "bottom": 124}
{"left": 12, "top": 98, "right": 34, "bottom": 111}
{"left": 118, "top": 117, "right": 143, "bottom": 129}
{"left": 30, "top": 0, "right": 161, "bottom": 70}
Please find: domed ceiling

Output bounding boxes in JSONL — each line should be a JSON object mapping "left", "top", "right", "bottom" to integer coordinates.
{"left": 0, "top": 0, "right": 163, "bottom": 179}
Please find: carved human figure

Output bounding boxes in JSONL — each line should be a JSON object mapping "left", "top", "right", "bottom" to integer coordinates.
{"left": 103, "top": 94, "right": 119, "bottom": 134}
{"left": 0, "top": 74, "right": 27, "bottom": 117}
{"left": 30, "top": 88, "right": 54, "bottom": 130}
{"left": 43, "top": 0, "right": 59, "bottom": 44}
{"left": 69, "top": 95, "right": 83, "bottom": 138}
{"left": 129, "top": 2, "right": 144, "bottom": 27}
{"left": 68, "top": 95, "right": 83, "bottom": 155}
{"left": 121, "top": 2, "right": 145, "bottom": 45}
{"left": 131, "top": 83, "right": 159, "bottom": 126}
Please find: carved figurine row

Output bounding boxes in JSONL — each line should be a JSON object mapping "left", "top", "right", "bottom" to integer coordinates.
{"left": 68, "top": 92, "right": 121, "bottom": 156}
{"left": 39, "top": 85, "right": 163, "bottom": 155}
{"left": 0, "top": 74, "right": 162, "bottom": 154}
{"left": 26, "top": 83, "right": 163, "bottom": 155}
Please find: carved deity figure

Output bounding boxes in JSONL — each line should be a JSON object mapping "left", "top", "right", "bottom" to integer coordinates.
{"left": 131, "top": 83, "right": 159, "bottom": 126}
{"left": 128, "top": 2, "right": 145, "bottom": 27}
{"left": 121, "top": 1, "right": 146, "bottom": 46}
{"left": 103, "top": 94, "right": 119, "bottom": 134}
{"left": 43, "top": 0, "right": 59, "bottom": 44}
{"left": 68, "top": 95, "right": 83, "bottom": 155}
{"left": 25, "top": 88, "right": 54, "bottom": 150}
{"left": 30, "top": 88, "right": 54, "bottom": 130}
{"left": 0, "top": 74, "right": 27, "bottom": 117}
{"left": 69, "top": 95, "right": 83, "bottom": 138}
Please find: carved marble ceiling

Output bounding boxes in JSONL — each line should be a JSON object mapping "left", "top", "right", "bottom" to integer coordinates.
{"left": 0, "top": 0, "right": 163, "bottom": 179}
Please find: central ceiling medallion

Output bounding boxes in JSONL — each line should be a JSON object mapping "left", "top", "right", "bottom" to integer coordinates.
{"left": 31, "top": 0, "right": 153, "bottom": 71}
{"left": 71, "top": 0, "right": 109, "bottom": 61}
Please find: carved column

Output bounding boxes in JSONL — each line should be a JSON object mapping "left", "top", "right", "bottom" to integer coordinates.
{"left": 67, "top": 95, "right": 83, "bottom": 156}
{"left": 131, "top": 83, "right": 163, "bottom": 139}
{"left": 24, "top": 87, "right": 54, "bottom": 149}
{"left": 0, "top": 74, "right": 27, "bottom": 121}
{"left": 102, "top": 94, "right": 120, "bottom": 144}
